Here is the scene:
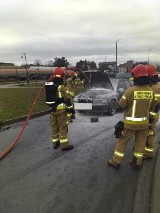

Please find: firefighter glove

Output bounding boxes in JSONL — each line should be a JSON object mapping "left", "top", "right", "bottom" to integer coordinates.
{"left": 114, "top": 121, "right": 124, "bottom": 138}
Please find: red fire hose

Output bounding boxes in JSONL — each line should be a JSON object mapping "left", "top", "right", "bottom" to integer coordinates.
{"left": 0, "top": 75, "right": 53, "bottom": 160}
{"left": 0, "top": 69, "right": 87, "bottom": 160}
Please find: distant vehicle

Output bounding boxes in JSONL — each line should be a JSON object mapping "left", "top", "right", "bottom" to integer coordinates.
{"left": 115, "top": 72, "right": 132, "bottom": 79}
{"left": 73, "top": 71, "right": 133, "bottom": 115}
{"left": 0, "top": 66, "right": 57, "bottom": 80}
{"left": 104, "top": 70, "right": 116, "bottom": 78}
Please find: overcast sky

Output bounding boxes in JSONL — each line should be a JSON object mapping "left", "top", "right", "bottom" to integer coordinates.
{"left": 0, "top": 0, "right": 159, "bottom": 66}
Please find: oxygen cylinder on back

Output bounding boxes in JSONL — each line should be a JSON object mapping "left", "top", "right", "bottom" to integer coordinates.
{"left": 45, "top": 82, "right": 58, "bottom": 110}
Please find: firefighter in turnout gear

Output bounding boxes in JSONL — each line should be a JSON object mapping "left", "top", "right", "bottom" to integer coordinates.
{"left": 143, "top": 64, "right": 160, "bottom": 159}
{"left": 74, "top": 70, "right": 85, "bottom": 87}
{"left": 108, "top": 64, "right": 154, "bottom": 169}
{"left": 45, "top": 67, "right": 74, "bottom": 151}
{"left": 66, "top": 71, "right": 77, "bottom": 122}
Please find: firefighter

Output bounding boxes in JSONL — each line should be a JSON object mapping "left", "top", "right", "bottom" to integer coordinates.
{"left": 143, "top": 64, "right": 160, "bottom": 159}
{"left": 66, "top": 71, "right": 77, "bottom": 122}
{"left": 46, "top": 67, "right": 74, "bottom": 151}
{"left": 108, "top": 64, "right": 154, "bottom": 169}
{"left": 74, "top": 70, "right": 85, "bottom": 87}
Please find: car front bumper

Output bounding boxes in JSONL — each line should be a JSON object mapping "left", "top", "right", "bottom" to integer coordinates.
{"left": 74, "top": 102, "right": 109, "bottom": 112}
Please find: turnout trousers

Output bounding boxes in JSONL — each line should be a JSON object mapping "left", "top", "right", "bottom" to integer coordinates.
{"left": 50, "top": 110, "right": 69, "bottom": 149}
{"left": 113, "top": 128, "right": 148, "bottom": 165}
{"left": 66, "top": 96, "right": 75, "bottom": 124}
{"left": 144, "top": 122, "right": 157, "bottom": 158}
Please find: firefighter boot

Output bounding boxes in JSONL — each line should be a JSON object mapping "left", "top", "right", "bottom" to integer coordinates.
{"left": 71, "top": 115, "right": 76, "bottom": 119}
{"left": 61, "top": 145, "right": 74, "bottom": 151}
{"left": 108, "top": 159, "right": 120, "bottom": 169}
{"left": 71, "top": 109, "right": 76, "bottom": 119}
{"left": 53, "top": 141, "right": 60, "bottom": 149}
{"left": 130, "top": 156, "right": 141, "bottom": 169}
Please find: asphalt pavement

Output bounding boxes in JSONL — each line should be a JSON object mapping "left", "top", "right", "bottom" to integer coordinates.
{"left": 0, "top": 112, "right": 160, "bottom": 213}
{"left": 150, "top": 131, "right": 160, "bottom": 213}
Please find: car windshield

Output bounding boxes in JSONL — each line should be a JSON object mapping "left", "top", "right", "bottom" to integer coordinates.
{"left": 86, "top": 89, "right": 110, "bottom": 95}
{"left": 110, "top": 79, "right": 118, "bottom": 91}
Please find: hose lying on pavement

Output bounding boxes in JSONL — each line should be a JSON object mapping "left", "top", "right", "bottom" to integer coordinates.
{"left": 0, "top": 76, "right": 53, "bottom": 160}
{"left": 0, "top": 69, "right": 88, "bottom": 160}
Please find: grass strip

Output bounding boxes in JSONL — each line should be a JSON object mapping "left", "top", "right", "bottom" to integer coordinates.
{"left": 0, "top": 85, "right": 85, "bottom": 122}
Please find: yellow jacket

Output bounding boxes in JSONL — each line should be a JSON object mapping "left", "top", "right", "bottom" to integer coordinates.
{"left": 66, "top": 77, "right": 76, "bottom": 95}
{"left": 119, "top": 85, "right": 154, "bottom": 130}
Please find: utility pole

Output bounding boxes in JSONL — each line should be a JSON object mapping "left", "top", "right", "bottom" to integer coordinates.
{"left": 147, "top": 49, "right": 152, "bottom": 64}
{"left": 116, "top": 39, "right": 121, "bottom": 73}
{"left": 21, "top": 52, "right": 29, "bottom": 85}
{"left": 105, "top": 56, "right": 107, "bottom": 70}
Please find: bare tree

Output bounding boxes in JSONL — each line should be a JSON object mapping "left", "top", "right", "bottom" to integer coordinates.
{"left": 34, "top": 59, "right": 43, "bottom": 66}
{"left": 46, "top": 60, "right": 54, "bottom": 67}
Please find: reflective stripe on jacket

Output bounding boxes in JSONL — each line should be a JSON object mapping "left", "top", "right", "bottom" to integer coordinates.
{"left": 123, "top": 116, "right": 149, "bottom": 125}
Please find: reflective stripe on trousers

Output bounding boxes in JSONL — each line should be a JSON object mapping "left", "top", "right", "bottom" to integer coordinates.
{"left": 144, "top": 146, "right": 154, "bottom": 152}
{"left": 52, "top": 138, "right": 59, "bottom": 143}
{"left": 114, "top": 150, "right": 124, "bottom": 158}
{"left": 52, "top": 133, "right": 59, "bottom": 143}
{"left": 133, "top": 151, "right": 143, "bottom": 158}
{"left": 60, "top": 137, "right": 68, "bottom": 144}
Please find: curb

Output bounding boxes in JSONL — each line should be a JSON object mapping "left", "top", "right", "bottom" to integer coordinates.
{"left": 150, "top": 131, "right": 160, "bottom": 213}
{"left": 132, "top": 129, "right": 160, "bottom": 213}
{"left": 1, "top": 110, "right": 50, "bottom": 126}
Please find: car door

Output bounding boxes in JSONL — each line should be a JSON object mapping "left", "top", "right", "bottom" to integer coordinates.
{"left": 117, "top": 80, "right": 126, "bottom": 100}
{"left": 124, "top": 79, "right": 132, "bottom": 89}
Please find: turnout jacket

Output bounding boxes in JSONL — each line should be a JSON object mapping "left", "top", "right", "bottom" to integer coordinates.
{"left": 150, "top": 83, "right": 160, "bottom": 121}
{"left": 55, "top": 84, "right": 74, "bottom": 111}
{"left": 151, "top": 83, "right": 160, "bottom": 104}
{"left": 66, "top": 77, "right": 76, "bottom": 95}
{"left": 119, "top": 85, "right": 154, "bottom": 130}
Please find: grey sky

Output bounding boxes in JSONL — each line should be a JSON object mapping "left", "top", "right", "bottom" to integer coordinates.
{"left": 0, "top": 0, "right": 159, "bottom": 66}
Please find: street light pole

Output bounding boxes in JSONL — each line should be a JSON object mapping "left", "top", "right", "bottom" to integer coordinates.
{"left": 116, "top": 39, "right": 121, "bottom": 73}
{"left": 21, "top": 52, "right": 29, "bottom": 85}
{"left": 147, "top": 49, "right": 152, "bottom": 64}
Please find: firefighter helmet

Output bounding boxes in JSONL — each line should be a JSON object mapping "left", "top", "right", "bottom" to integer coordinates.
{"left": 132, "top": 64, "right": 148, "bottom": 78}
{"left": 145, "top": 64, "right": 158, "bottom": 77}
{"left": 54, "top": 67, "right": 65, "bottom": 78}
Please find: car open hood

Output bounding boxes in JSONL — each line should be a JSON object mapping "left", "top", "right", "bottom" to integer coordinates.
{"left": 78, "top": 89, "right": 112, "bottom": 99}
{"left": 84, "top": 71, "right": 114, "bottom": 90}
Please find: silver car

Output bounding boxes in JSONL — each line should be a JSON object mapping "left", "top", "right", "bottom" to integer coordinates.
{"left": 74, "top": 71, "right": 133, "bottom": 115}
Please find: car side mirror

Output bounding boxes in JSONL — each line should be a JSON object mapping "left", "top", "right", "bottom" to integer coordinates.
{"left": 118, "top": 88, "right": 124, "bottom": 92}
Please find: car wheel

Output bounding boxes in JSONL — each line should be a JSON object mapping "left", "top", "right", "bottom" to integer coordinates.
{"left": 108, "top": 100, "right": 117, "bottom": 116}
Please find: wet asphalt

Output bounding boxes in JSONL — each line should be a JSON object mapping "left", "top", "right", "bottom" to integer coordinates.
{"left": 0, "top": 112, "right": 159, "bottom": 213}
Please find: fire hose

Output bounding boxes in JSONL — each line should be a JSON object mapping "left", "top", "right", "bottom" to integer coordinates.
{"left": 0, "top": 75, "right": 53, "bottom": 160}
{"left": 0, "top": 70, "right": 88, "bottom": 160}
